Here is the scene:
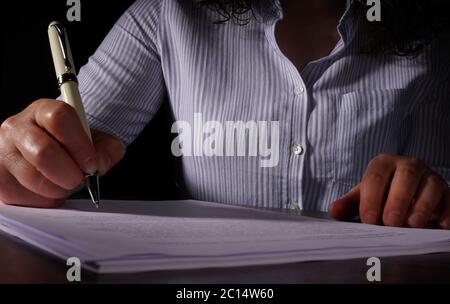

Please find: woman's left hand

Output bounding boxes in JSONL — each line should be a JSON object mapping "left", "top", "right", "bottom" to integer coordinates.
{"left": 329, "top": 154, "right": 450, "bottom": 229}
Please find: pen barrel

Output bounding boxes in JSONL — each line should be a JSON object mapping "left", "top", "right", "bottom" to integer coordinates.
{"left": 48, "top": 22, "right": 77, "bottom": 76}
{"left": 60, "top": 81, "right": 93, "bottom": 142}
{"left": 48, "top": 22, "right": 93, "bottom": 143}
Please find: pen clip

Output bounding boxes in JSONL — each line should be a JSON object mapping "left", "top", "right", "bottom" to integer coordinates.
{"left": 50, "top": 22, "right": 73, "bottom": 72}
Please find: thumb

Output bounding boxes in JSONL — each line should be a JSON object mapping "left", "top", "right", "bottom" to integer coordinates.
{"left": 329, "top": 184, "right": 361, "bottom": 221}
{"left": 91, "top": 129, "right": 126, "bottom": 176}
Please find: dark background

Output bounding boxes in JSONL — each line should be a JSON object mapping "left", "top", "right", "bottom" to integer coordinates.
{"left": 0, "top": 1, "right": 181, "bottom": 200}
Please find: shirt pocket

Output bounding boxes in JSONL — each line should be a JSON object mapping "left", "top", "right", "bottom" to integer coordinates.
{"left": 332, "top": 89, "right": 408, "bottom": 186}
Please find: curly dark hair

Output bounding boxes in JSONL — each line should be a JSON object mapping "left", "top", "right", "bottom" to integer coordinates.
{"left": 192, "top": 0, "right": 450, "bottom": 56}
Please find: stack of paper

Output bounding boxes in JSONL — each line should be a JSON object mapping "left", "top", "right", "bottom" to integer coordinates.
{"left": 0, "top": 200, "right": 449, "bottom": 273}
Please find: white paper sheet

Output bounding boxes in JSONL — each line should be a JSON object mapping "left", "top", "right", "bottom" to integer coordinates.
{"left": 0, "top": 200, "right": 449, "bottom": 273}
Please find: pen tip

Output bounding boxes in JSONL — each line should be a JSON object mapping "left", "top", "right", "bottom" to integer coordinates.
{"left": 85, "top": 174, "right": 101, "bottom": 209}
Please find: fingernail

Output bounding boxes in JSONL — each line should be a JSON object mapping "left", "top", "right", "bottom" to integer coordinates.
{"left": 363, "top": 211, "right": 378, "bottom": 225}
{"left": 408, "top": 212, "right": 426, "bottom": 228}
{"left": 83, "top": 156, "right": 97, "bottom": 174}
{"left": 386, "top": 211, "right": 403, "bottom": 227}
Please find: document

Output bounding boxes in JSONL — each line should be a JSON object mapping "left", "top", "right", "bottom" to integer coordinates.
{"left": 0, "top": 200, "right": 449, "bottom": 273}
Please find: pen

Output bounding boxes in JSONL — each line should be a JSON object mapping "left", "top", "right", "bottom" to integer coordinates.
{"left": 48, "top": 21, "right": 100, "bottom": 208}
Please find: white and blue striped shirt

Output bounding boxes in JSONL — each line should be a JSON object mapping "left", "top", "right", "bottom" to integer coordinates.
{"left": 78, "top": 0, "right": 450, "bottom": 211}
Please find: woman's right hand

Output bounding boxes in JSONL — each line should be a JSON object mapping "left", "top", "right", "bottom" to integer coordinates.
{"left": 0, "top": 99, "right": 126, "bottom": 208}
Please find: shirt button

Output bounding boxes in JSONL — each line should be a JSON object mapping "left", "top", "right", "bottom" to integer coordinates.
{"left": 294, "top": 85, "right": 305, "bottom": 96}
{"left": 291, "top": 144, "right": 304, "bottom": 155}
{"left": 288, "top": 201, "right": 300, "bottom": 210}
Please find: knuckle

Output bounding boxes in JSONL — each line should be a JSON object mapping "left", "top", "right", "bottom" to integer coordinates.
{"left": 367, "top": 159, "right": 378, "bottom": 168}
{"left": 407, "top": 157, "right": 425, "bottom": 170}
{"left": 397, "top": 167, "right": 420, "bottom": 180}
{"left": 375, "top": 153, "right": 393, "bottom": 163}
{"left": 45, "top": 103, "right": 72, "bottom": 131}
{"left": 33, "top": 98, "right": 55, "bottom": 109}
{"left": 1, "top": 116, "right": 17, "bottom": 131}
{"left": 364, "top": 170, "right": 384, "bottom": 183}
{"left": 34, "top": 98, "right": 49, "bottom": 105}
{"left": 31, "top": 99, "right": 50, "bottom": 112}
{"left": 32, "top": 141, "right": 56, "bottom": 168}
{"left": 367, "top": 154, "right": 394, "bottom": 171}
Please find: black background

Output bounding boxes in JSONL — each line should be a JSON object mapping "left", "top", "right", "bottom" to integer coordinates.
{"left": 0, "top": 1, "right": 181, "bottom": 200}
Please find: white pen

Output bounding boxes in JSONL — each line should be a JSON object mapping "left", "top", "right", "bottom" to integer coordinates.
{"left": 48, "top": 21, "right": 100, "bottom": 208}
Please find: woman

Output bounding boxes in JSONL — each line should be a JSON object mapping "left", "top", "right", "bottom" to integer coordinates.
{"left": 0, "top": 0, "right": 449, "bottom": 229}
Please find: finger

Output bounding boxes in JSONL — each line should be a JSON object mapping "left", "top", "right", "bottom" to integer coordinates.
{"left": 12, "top": 124, "right": 84, "bottom": 190}
{"left": 0, "top": 166, "right": 64, "bottom": 208}
{"left": 360, "top": 155, "right": 396, "bottom": 225}
{"left": 383, "top": 160, "right": 425, "bottom": 227}
{"left": 2, "top": 149, "right": 71, "bottom": 199}
{"left": 406, "top": 173, "right": 445, "bottom": 228}
{"left": 33, "top": 100, "right": 98, "bottom": 174}
{"left": 439, "top": 188, "right": 450, "bottom": 229}
{"left": 329, "top": 184, "right": 360, "bottom": 221}
{"left": 92, "top": 130, "right": 126, "bottom": 176}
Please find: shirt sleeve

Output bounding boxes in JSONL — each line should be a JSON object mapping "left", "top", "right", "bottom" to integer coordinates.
{"left": 402, "top": 76, "right": 450, "bottom": 185}
{"left": 77, "top": 0, "right": 165, "bottom": 146}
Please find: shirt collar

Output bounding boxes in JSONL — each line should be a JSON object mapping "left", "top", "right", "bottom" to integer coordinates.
{"left": 338, "top": 0, "right": 360, "bottom": 45}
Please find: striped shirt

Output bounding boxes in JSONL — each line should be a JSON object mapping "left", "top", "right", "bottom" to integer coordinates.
{"left": 77, "top": 0, "right": 450, "bottom": 211}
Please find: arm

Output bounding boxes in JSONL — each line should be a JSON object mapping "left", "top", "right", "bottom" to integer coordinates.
{"left": 78, "top": 0, "right": 166, "bottom": 146}
{"left": 0, "top": 0, "right": 164, "bottom": 208}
